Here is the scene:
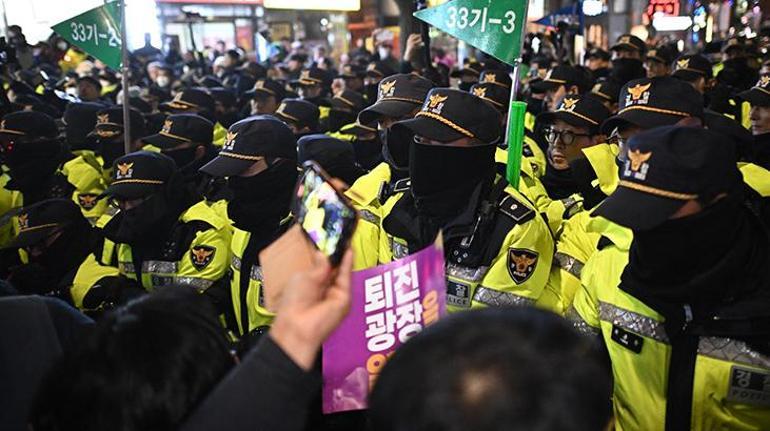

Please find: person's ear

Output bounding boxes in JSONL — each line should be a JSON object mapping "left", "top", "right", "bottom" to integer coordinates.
{"left": 195, "top": 145, "right": 206, "bottom": 160}
{"left": 566, "top": 85, "right": 579, "bottom": 95}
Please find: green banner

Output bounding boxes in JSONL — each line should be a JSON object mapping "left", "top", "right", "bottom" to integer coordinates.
{"left": 414, "top": 0, "right": 528, "bottom": 66}
{"left": 51, "top": 2, "right": 122, "bottom": 70}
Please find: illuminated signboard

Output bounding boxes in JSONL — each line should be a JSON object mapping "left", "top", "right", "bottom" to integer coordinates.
{"left": 645, "top": 0, "right": 679, "bottom": 19}
{"left": 264, "top": 0, "right": 360, "bottom": 10}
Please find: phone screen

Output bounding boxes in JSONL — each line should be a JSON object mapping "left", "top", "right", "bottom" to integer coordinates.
{"left": 294, "top": 162, "right": 357, "bottom": 263}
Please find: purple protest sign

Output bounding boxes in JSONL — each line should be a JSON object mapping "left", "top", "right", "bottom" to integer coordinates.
{"left": 322, "top": 240, "right": 447, "bottom": 414}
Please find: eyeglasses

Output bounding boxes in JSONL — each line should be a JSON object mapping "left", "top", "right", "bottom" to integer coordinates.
{"left": 109, "top": 195, "right": 150, "bottom": 211}
{"left": 544, "top": 127, "right": 592, "bottom": 146}
{"left": 607, "top": 128, "right": 629, "bottom": 149}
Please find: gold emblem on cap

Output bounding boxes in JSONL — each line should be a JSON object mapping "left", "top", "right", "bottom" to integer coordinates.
{"left": 483, "top": 73, "right": 497, "bottom": 84}
{"left": 254, "top": 80, "right": 265, "bottom": 89}
{"left": 427, "top": 93, "right": 448, "bottom": 109}
{"left": 472, "top": 87, "right": 487, "bottom": 98}
{"left": 627, "top": 149, "right": 652, "bottom": 172}
{"left": 17, "top": 213, "right": 28, "bottom": 230}
{"left": 116, "top": 162, "right": 134, "bottom": 179}
{"left": 173, "top": 92, "right": 184, "bottom": 102}
{"left": 627, "top": 83, "right": 652, "bottom": 101}
{"left": 97, "top": 114, "right": 109, "bottom": 124}
{"left": 676, "top": 58, "right": 690, "bottom": 70}
{"left": 223, "top": 131, "right": 238, "bottom": 150}
{"left": 592, "top": 83, "right": 602, "bottom": 93}
{"left": 379, "top": 79, "right": 396, "bottom": 99}
{"left": 758, "top": 76, "right": 770, "bottom": 88}
{"left": 276, "top": 102, "right": 287, "bottom": 115}
{"left": 300, "top": 70, "right": 311, "bottom": 80}
{"left": 620, "top": 36, "right": 631, "bottom": 44}
{"left": 161, "top": 119, "right": 173, "bottom": 134}
{"left": 648, "top": 49, "right": 657, "bottom": 57}
{"left": 561, "top": 97, "right": 578, "bottom": 111}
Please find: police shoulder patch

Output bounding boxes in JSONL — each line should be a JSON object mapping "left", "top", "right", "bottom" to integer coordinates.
{"left": 507, "top": 248, "right": 538, "bottom": 284}
{"left": 78, "top": 193, "right": 99, "bottom": 210}
{"left": 190, "top": 245, "right": 216, "bottom": 270}
{"left": 498, "top": 196, "right": 535, "bottom": 224}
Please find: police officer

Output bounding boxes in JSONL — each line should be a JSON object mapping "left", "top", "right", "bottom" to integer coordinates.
{"left": 297, "top": 134, "right": 365, "bottom": 186}
{"left": 243, "top": 78, "right": 286, "bottom": 116}
{"left": 587, "top": 78, "right": 621, "bottom": 114}
{"left": 91, "top": 106, "right": 147, "bottom": 174}
{"left": 199, "top": 116, "right": 298, "bottom": 338}
{"left": 584, "top": 47, "right": 611, "bottom": 80}
{"left": 609, "top": 34, "right": 647, "bottom": 85}
{"left": 571, "top": 126, "right": 770, "bottom": 430}
{"left": 738, "top": 74, "right": 770, "bottom": 222}
{"left": 337, "top": 63, "right": 366, "bottom": 94}
{"left": 672, "top": 54, "right": 713, "bottom": 95}
{"left": 645, "top": 46, "right": 676, "bottom": 78}
{"left": 293, "top": 66, "right": 332, "bottom": 112}
{"left": 62, "top": 101, "right": 106, "bottom": 156}
{"left": 385, "top": 88, "right": 553, "bottom": 310}
{"left": 363, "top": 61, "right": 396, "bottom": 104}
{"left": 274, "top": 98, "right": 321, "bottom": 139}
{"left": 323, "top": 89, "right": 366, "bottom": 134}
{"left": 160, "top": 88, "right": 229, "bottom": 147}
{"left": 345, "top": 73, "right": 433, "bottom": 269}
{"left": 99, "top": 151, "right": 231, "bottom": 296}
{"left": 450, "top": 60, "right": 484, "bottom": 91}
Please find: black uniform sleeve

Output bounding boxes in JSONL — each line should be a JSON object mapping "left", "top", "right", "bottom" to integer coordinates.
{"left": 180, "top": 334, "right": 322, "bottom": 431}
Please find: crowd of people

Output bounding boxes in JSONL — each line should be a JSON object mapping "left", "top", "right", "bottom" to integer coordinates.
{"left": 0, "top": 20, "right": 769, "bottom": 431}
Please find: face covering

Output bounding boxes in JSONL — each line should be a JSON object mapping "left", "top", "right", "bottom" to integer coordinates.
{"left": 5, "top": 140, "right": 64, "bottom": 192}
{"left": 378, "top": 47, "right": 391, "bottom": 60}
{"left": 410, "top": 142, "right": 495, "bottom": 225}
{"left": 352, "top": 135, "right": 383, "bottom": 171}
{"left": 458, "top": 81, "right": 474, "bottom": 92}
{"left": 325, "top": 110, "right": 356, "bottom": 133}
{"left": 162, "top": 146, "right": 199, "bottom": 170}
{"left": 364, "top": 84, "right": 379, "bottom": 103}
{"left": 526, "top": 95, "right": 544, "bottom": 116}
{"left": 380, "top": 127, "right": 412, "bottom": 175}
{"left": 98, "top": 137, "right": 126, "bottom": 168}
{"left": 102, "top": 193, "right": 176, "bottom": 245}
{"left": 540, "top": 162, "right": 577, "bottom": 200}
{"left": 610, "top": 58, "right": 646, "bottom": 86}
{"left": 156, "top": 76, "right": 171, "bottom": 88}
{"left": 227, "top": 160, "right": 298, "bottom": 233}
{"left": 753, "top": 133, "right": 770, "bottom": 168}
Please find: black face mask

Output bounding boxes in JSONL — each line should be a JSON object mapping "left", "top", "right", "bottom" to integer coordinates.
{"left": 162, "top": 146, "right": 199, "bottom": 170}
{"left": 352, "top": 135, "right": 383, "bottom": 171}
{"left": 610, "top": 58, "right": 646, "bottom": 86}
{"left": 381, "top": 127, "right": 412, "bottom": 174}
{"left": 458, "top": 81, "right": 474, "bottom": 92}
{"left": 410, "top": 142, "right": 495, "bottom": 224}
{"left": 364, "top": 84, "right": 379, "bottom": 104}
{"left": 215, "top": 111, "right": 240, "bottom": 129}
{"left": 541, "top": 162, "right": 577, "bottom": 200}
{"left": 97, "top": 138, "right": 126, "bottom": 168}
{"left": 5, "top": 140, "right": 63, "bottom": 192}
{"left": 753, "top": 133, "right": 770, "bottom": 168}
{"left": 526, "top": 95, "right": 544, "bottom": 116}
{"left": 103, "top": 193, "right": 177, "bottom": 245}
{"left": 227, "top": 160, "right": 298, "bottom": 233}
{"left": 325, "top": 110, "right": 356, "bottom": 133}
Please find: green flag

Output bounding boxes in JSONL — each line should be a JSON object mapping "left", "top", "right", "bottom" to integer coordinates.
{"left": 414, "top": 0, "right": 528, "bottom": 66}
{"left": 51, "top": 2, "right": 122, "bottom": 69}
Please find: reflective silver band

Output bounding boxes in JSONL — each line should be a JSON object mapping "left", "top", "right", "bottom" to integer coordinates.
{"left": 472, "top": 286, "right": 533, "bottom": 307}
{"left": 598, "top": 301, "right": 670, "bottom": 343}
{"left": 143, "top": 260, "right": 178, "bottom": 274}
{"left": 231, "top": 256, "right": 262, "bottom": 282}
{"left": 566, "top": 306, "right": 601, "bottom": 337}
{"left": 698, "top": 336, "right": 770, "bottom": 369}
{"left": 119, "top": 262, "right": 135, "bottom": 274}
{"left": 176, "top": 277, "right": 215, "bottom": 292}
{"left": 390, "top": 237, "right": 409, "bottom": 259}
{"left": 359, "top": 209, "right": 380, "bottom": 225}
{"left": 231, "top": 255, "right": 242, "bottom": 270}
{"left": 553, "top": 252, "right": 585, "bottom": 279}
{"left": 446, "top": 263, "right": 488, "bottom": 283}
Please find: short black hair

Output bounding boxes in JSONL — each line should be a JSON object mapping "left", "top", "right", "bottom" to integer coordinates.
{"left": 369, "top": 307, "right": 612, "bottom": 431}
{"left": 30, "top": 288, "right": 234, "bottom": 431}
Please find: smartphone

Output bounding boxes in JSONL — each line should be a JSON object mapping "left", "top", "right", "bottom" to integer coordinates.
{"left": 293, "top": 161, "right": 358, "bottom": 265}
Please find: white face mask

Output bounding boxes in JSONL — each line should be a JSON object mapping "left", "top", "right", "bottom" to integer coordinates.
{"left": 57, "top": 41, "right": 68, "bottom": 51}
{"left": 378, "top": 47, "right": 391, "bottom": 60}
{"left": 156, "top": 76, "right": 170, "bottom": 88}
{"left": 65, "top": 87, "right": 79, "bottom": 97}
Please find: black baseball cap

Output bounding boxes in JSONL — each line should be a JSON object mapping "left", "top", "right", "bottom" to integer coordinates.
{"left": 63, "top": 102, "right": 105, "bottom": 147}
{"left": 209, "top": 87, "right": 237, "bottom": 108}
{"left": 160, "top": 89, "right": 215, "bottom": 114}
{"left": 531, "top": 65, "right": 590, "bottom": 93}
{"left": 610, "top": 34, "right": 647, "bottom": 55}
{"left": 672, "top": 54, "right": 712, "bottom": 82}
{"left": 274, "top": 99, "right": 320, "bottom": 131}
{"left": 738, "top": 74, "right": 770, "bottom": 107}
{"left": 593, "top": 126, "right": 739, "bottom": 230}
{"left": 450, "top": 60, "right": 484, "bottom": 78}
{"left": 243, "top": 78, "right": 287, "bottom": 101}
{"left": 470, "top": 83, "right": 510, "bottom": 113}
{"left": 297, "top": 134, "right": 365, "bottom": 185}
{"left": 358, "top": 73, "right": 434, "bottom": 125}
{"left": 478, "top": 70, "right": 512, "bottom": 89}
{"left": 586, "top": 48, "right": 610, "bottom": 61}
{"left": 600, "top": 77, "right": 704, "bottom": 134}
{"left": 392, "top": 88, "right": 502, "bottom": 144}
{"left": 338, "top": 64, "right": 366, "bottom": 79}
{"left": 721, "top": 38, "right": 744, "bottom": 54}
{"left": 646, "top": 46, "right": 676, "bottom": 65}
{"left": 89, "top": 107, "right": 146, "bottom": 140}
{"left": 141, "top": 114, "right": 214, "bottom": 149}
{"left": 197, "top": 75, "right": 223, "bottom": 88}
{"left": 102, "top": 151, "right": 176, "bottom": 200}
{"left": 4, "top": 199, "right": 86, "bottom": 249}
{"left": 538, "top": 94, "right": 611, "bottom": 133}
{"left": 365, "top": 61, "right": 396, "bottom": 79}
{"left": 330, "top": 89, "right": 366, "bottom": 113}
{"left": 339, "top": 121, "right": 377, "bottom": 137}
{"left": 588, "top": 79, "right": 621, "bottom": 105}
{"left": 200, "top": 115, "right": 297, "bottom": 177}
{"left": 0, "top": 111, "right": 58, "bottom": 141}
{"left": 293, "top": 67, "right": 331, "bottom": 87}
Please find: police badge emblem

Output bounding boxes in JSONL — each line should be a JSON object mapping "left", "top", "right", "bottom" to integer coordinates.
{"left": 190, "top": 245, "right": 216, "bottom": 270}
{"left": 507, "top": 249, "right": 538, "bottom": 284}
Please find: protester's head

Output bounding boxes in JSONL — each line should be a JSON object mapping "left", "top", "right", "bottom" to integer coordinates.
{"left": 601, "top": 77, "right": 704, "bottom": 158}
{"left": 0, "top": 111, "right": 65, "bottom": 189}
{"left": 200, "top": 116, "right": 298, "bottom": 230}
{"left": 326, "top": 89, "right": 366, "bottom": 133}
{"left": 645, "top": 46, "right": 676, "bottom": 78}
{"left": 31, "top": 288, "right": 233, "bottom": 431}
{"left": 531, "top": 66, "right": 591, "bottom": 112}
{"left": 274, "top": 98, "right": 320, "bottom": 136}
{"left": 90, "top": 107, "right": 147, "bottom": 168}
{"left": 297, "top": 134, "right": 365, "bottom": 186}
{"left": 245, "top": 78, "right": 287, "bottom": 115}
{"left": 141, "top": 114, "right": 214, "bottom": 169}
{"left": 594, "top": 126, "right": 741, "bottom": 231}
{"left": 370, "top": 307, "right": 613, "bottom": 431}
{"left": 392, "top": 88, "right": 501, "bottom": 222}
{"left": 671, "top": 54, "right": 713, "bottom": 94}
{"left": 538, "top": 94, "right": 611, "bottom": 169}
{"left": 739, "top": 74, "right": 770, "bottom": 136}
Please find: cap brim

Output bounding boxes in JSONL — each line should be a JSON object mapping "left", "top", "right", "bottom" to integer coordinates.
{"left": 101, "top": 182, "right": 160, "bottom": 200}
{"left": 199, "top": 153, "right": 256, "bottom": 177}
{"left": 3, "top": 225, "right": 61, "bottom": 249}
{"left": 340, "top": 122, "right": 377, "bottom": 136}
{"left": 672, "top": 70, "right": 707, "bottom": 82}
{"left": 141, "top": 133, "right": 186, "bottom": 150}
{"left": 592, "top": 183, "right": 687, "bottom": 230}
{"left": 537, "top": 110, "right": 597, "bottom": 130}
{"left": 738, "top": 88, "right": 770, "bottom": 107}
{"left": 600, "top": 109, "right": 684, "bottom": 135}
{"left": 392, "top": 115, "right": 465, "bottom": 143}
{"left": 358, "top": 99, "right": 421, "bottom": 125}
{"left": 243, "top": 88, "right": 275, "bottom": 99}
{"left": 530, "top": 79, "right": 563, "bottom": 92}
{"left": 610, "top": 43, "right": 640, "bottom": 52}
